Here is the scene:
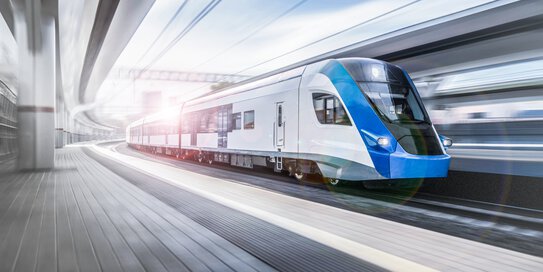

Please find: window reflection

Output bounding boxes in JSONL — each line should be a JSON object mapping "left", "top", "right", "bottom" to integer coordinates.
{"left": 312, "top": 93, "right": 351, "bottom": 126}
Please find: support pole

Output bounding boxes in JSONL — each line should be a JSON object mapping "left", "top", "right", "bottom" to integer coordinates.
{"left": 14, "top": 1, "right": 56, "bottom": 169}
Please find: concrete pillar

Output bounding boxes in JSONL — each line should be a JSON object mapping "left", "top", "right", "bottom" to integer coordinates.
{"left": 55, "top": 96, "right": 64, "bottom": 148}
{"left": 63, "top": 109, "right": 69, "bottom": 146}
{"left": 14, "top": 1, "right": 56, "bottom": 169}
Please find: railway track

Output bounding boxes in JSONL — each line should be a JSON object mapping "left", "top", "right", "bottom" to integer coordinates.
{"left": 110, "top": 141, "right": 543, "bottom": 223}
{"left": 106, "top": 141, "right": 543, "bottom": 256}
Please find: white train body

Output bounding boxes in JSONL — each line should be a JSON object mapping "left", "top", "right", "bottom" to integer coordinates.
{"left": 127, "top": 58, "right": 451, "bottom": 181}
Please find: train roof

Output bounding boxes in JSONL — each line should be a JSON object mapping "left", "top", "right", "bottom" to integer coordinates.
{"left": 184, "top": 57, "right": 395, "bottom": 107}
{"left": 184, "top": 65, "right": 306, "bottom": 107}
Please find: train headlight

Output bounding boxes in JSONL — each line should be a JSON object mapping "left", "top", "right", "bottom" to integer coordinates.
{"left": 377, "top": 137, "right": 390, "bottom": 147}
{"left": 442, "top": 138, "right": 453, "bottom": 148}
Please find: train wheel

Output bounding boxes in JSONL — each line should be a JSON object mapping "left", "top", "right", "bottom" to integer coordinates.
{"left": 294, "top": 166, "right": 306, "bottom": 182}
{"left": 325, "top": 177, "right": 341, "bottom": 186}
{"left": 208, "top": 158, "right": 213, "bottom": 164}
{"left": 287, "top": 165, "right": 294, "bottom": 176}
{"left": 197, "top": 156, "right": 204, "bottom": 163}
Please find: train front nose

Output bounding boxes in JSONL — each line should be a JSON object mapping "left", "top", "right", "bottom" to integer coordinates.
{"left": 388, "top": 143, "right": 450, "bottom": 179}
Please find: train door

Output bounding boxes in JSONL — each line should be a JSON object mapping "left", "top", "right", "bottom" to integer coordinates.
{"left": 182, "top": 108, "right": 185, "bottom": 149}
{"left": 275, "top": 102, "right": 285, "bottom": 147}
{"left": 217, "top": 105, "right": 231, "bottom": 148}
{"left": 178, "top": 104, "right": 184, "bottom": 149}
{"left": 191, "top": 114, "right": 197, "bottom": 146}
{"left": 165, "top": 121, "right": 168, "bottom": 145}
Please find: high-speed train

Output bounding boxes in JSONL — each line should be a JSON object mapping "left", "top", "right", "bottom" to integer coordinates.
{"left": 127, "top": 58, "right": 452, "bottom": 185}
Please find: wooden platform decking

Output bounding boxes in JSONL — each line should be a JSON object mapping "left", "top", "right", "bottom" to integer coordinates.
{"left": 0, "top": 148, "right": 274, "bottom": 272}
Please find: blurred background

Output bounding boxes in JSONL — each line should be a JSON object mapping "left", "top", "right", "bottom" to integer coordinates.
{"left": 1, "top": 0, "right": 542, "bottom": 178}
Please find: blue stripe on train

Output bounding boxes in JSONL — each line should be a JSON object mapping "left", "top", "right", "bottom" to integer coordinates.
{"left": 320, "top": 60, "right": 393, "bottom": 178}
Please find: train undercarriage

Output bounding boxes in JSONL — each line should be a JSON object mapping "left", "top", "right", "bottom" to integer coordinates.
{"left": 129, "top": 144, "right": 342, "bottom": 186}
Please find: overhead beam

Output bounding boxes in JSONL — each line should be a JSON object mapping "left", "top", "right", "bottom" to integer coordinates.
{"left": 238, "top": 0, "right": 543, "bottom": 85}
{"left": 78, "top": 0, "right": 120, "bottom": 104}
{"left": 113, "top": 68, "right": 250, "bottom": 83}
{"left": 79, "top": 0, "right": 155, "bottom": 105}
{"left": 329, "top": 1, "right": 543, "bottom": 60}
{"left": 375, "top": 15, "right": 543, "bottom": 63}
{"left": 0, "top": 1, "right": 14, "bottom": 35}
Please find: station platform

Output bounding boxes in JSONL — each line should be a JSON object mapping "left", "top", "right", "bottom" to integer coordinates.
{"left": 0, "top": 144, "right": 542, "bottom": 271}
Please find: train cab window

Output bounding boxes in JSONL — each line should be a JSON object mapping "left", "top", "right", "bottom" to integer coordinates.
{"left": 357, "top": 82, "right": 428, "bottom": 124}
{"left": 312, "top": 93, "right": 351, "bottom": 126}
{"left": 244, "top": 110, "right": 255, "bottom": 129}
{"left": 325, "top": 97, "right": 334, "bottom": 123}
{"left": 334, "top": 98, "right": 350, "bottom": 125}
{"left": 232, "top": 112, "right": 241, "bottom": 130}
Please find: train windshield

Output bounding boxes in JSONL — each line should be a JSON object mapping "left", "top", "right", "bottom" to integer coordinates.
{"left": 340, "top": 59, "right": 430, "bottom": 124}
{"left": 358, "top": 82, "right": 428, "bottom": 124}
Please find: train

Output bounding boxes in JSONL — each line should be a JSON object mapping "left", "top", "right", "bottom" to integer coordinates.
{"left": 126, "top": 58, "right": 452, "bottom": 186}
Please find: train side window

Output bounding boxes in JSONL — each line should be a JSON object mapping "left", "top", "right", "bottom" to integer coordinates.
{"left": 312, "top": 93, "right": 351, "bottom": 126}
{"left": 197, "top": 108, "right": 219, "bottom": 133}
{"left": 278, "top": 105, "right": 283, "bottom": 127}
{"left": 199, "top": 114, "right": 209, "bottom": 132}
{"left": 232, "top": 112, "right": 241, "bottom": 130}
{"left": 181, "top": 114, "right": 191, "bottom": 133}
{"left": 207, "top": 109, "right": 218, "bottom": 133}
{"left": 244, "top": 110, "right": 255, "bottom": 129}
